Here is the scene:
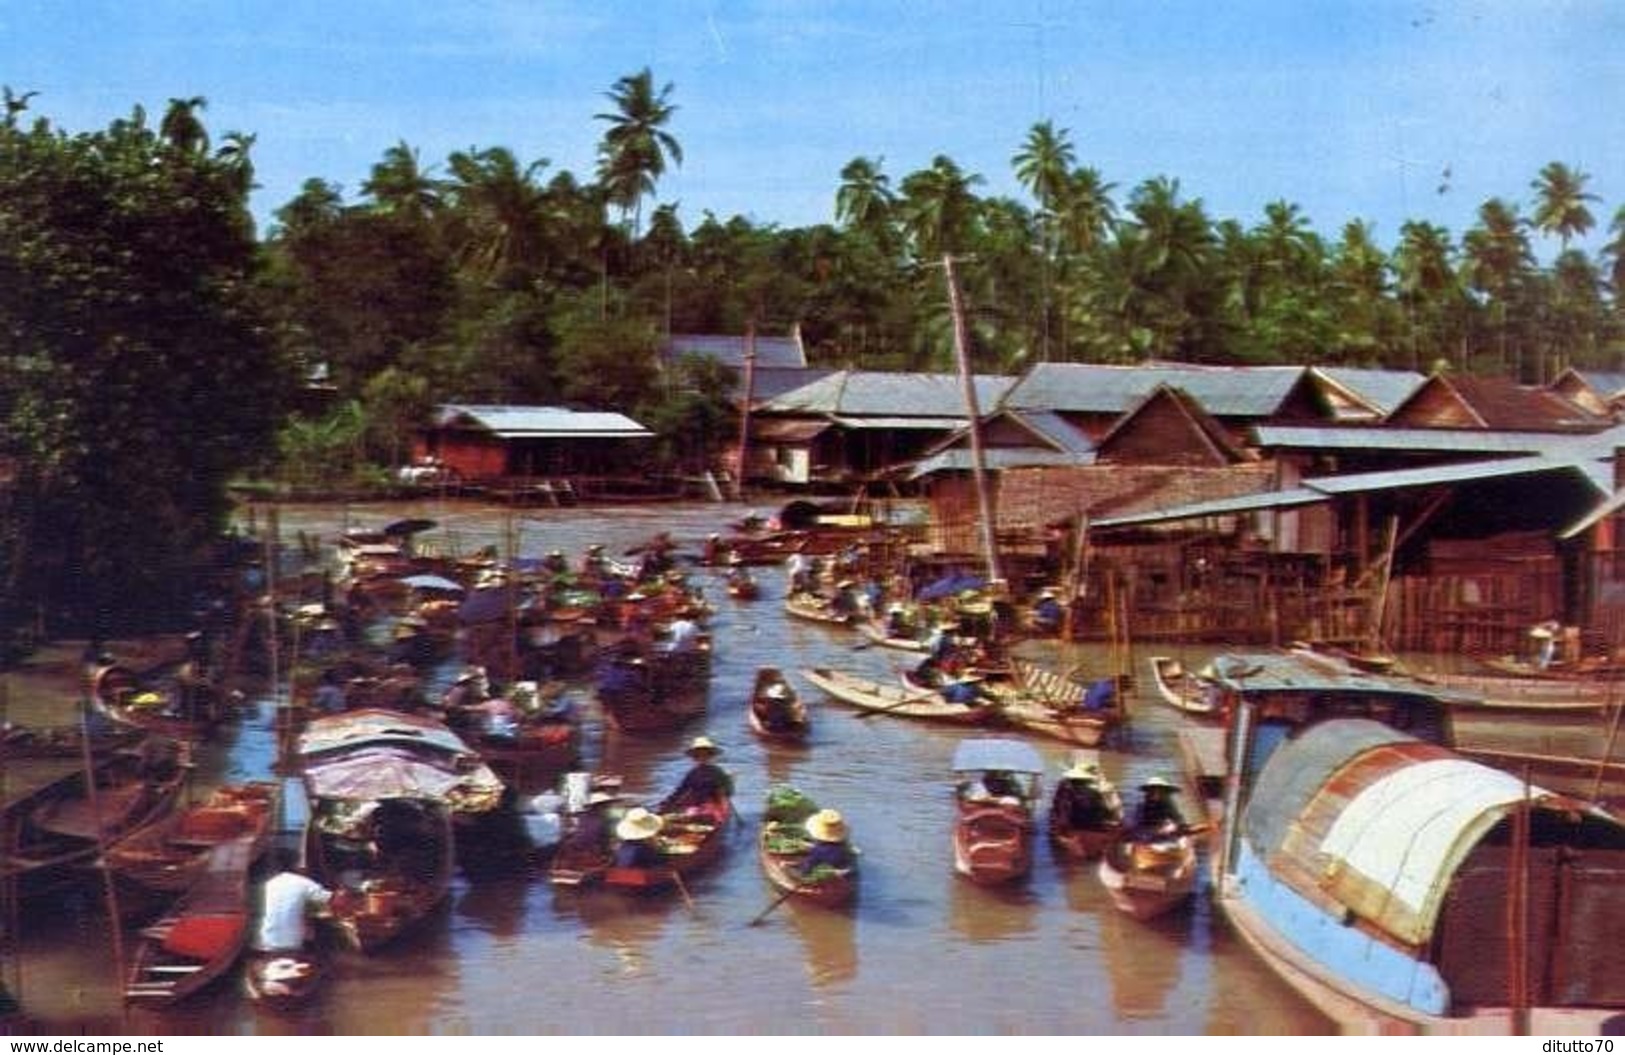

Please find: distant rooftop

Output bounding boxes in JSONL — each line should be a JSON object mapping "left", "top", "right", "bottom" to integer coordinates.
{"left": 432, "top": 404, "right": 651, "bottom": 438}
{"left": 761, "top": 369, "right": 1015, "bottom": 419}
{"left": 662, "top": 333, "right": 807, "bottom": 371}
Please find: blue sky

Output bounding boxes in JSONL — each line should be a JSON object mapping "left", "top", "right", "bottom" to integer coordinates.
{"left": 5, "top": 1, "right": 1622, "bottom": 258}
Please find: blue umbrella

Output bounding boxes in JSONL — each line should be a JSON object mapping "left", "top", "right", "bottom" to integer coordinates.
{"left": 918, "top": 573, "right": 986, "bottom": 602}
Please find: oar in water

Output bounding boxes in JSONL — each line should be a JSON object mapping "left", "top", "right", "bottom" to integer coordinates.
{"left": 747, "top": 884, "right": 802, "bottom": 927}
{"left": 668, "top": 868, "right": 697, "bottom": 913}
{"left": 855, "top": 687, "right": 941, "bottom": 719}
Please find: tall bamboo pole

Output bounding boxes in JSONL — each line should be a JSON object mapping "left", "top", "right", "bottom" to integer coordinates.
{"left": 941, "top": 255, "right": 1001, "bottom": 586}
{"left": 733, "top": 321, "right": 757, "bottom": 503}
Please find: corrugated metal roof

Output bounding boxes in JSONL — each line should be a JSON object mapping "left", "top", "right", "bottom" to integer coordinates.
{"left": 1204, "top": 651, "right": 1479, "bottom": 702}
{"left": 1009, "top": 410, "right": 1096, "bottom": 454}
{"left": 831, "top": 415, "right": 964, "bottom": 430}
{"left": 1251, "top": 425, "right": 1553, "bottom": 455}
{"left": 907, "top": 448, "right": 1094, "bottom": 480}
{"left": 1091, "top": 487, "right": 1325, "bottom": 528}
{"left": 764, "top": 370, "right": 1014, "bottom": 417}
{"left": 751, "top": 418, "right": 830, "bottom": 443}
{"left": 1312, "top": 367, "right": 1426, "bottom": 415}
{"left": 434, "top": 405, "right": 652, "bottom": 438}
{"left": 1002, "top": 362, "right": 1306, "bottom": 417}
{"left": 743, "top": 366, "right": 835, "bottom": 404}
{"left": 1302, "top": 454, "right": 1602, "bottom": 495}
{"left": 664, "top": 333, "right": 807, "bottom": 370}
{"left": 1563, "top": 369, "right": 1625, "bottom": 398}
{"left": 1242, "top": 718, "right": 1413, "bottom": 860}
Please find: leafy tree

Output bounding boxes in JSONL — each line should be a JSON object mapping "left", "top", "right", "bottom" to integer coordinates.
{"left": 0, "top": 101, "right": 288, "bottom": 639}
{"left": 595, "top": 68, "right": 682, "bottom": 238}
{"left": 899, "top": 155, "right": 985, "bottom": 260}
{"left": 363, "top": 140, "right": 443, "bottom": 220}
{"left": 1531, "top": 161, "right": 1598, "bottom": 250}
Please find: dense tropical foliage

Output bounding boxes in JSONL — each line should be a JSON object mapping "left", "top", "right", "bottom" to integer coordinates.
{"left": 5, "top": 73, "right": 1625, "bottom": 641}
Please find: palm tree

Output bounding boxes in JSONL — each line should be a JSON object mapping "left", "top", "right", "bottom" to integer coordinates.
{"left": 595, "top": 68, "right": 682, "bottom": 237}
{"left": 363, "top": 141, "right": 443, "bottom": 220}
{"left": 1393, "top": 220, "right": 1459, "bottom": 370}
{"left": 159, "top": 96, "right": 209, "bottom": 154}
{"left": 1012, "top": 120, "right": 1074, "bottom": 215}
{"left": 834, "top": 156, "right": 896, "bottom": 239}
{"left": 1531, "top": 162, "right": 1598, "bottom": 250}
{"left": 1462, "top": 198, "right": 1534, "bottom": 374}
{"left": 214, "top": 131, "right": 257, "bottom": 198}
{"left": 1603, "top": 205, "right": 1625, "bottom": 299}
{"left": 898, "top": 155, "right": 985, "bottom": 261}
{"left": 1054, "top": 166, "right": 1117, "bottom": 256}
{"left": 1114, "top": 177, "right": 1218, "bottom": 360}
{"left": 1327, "top": 220, "right": 1393, "bottom": 364}
{"left": 445, "top": 146, "right": 550, "bottom": 284}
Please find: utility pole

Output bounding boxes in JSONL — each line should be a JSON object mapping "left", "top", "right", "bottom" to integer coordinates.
{"left": 733, "top": 320, "right": 757, "bottom": 502}
{"left": 941, "top": 254, "right": 1002, "bottom": 587}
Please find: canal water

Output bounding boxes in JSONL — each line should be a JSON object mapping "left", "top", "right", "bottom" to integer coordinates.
{"left": 3, "top": 499, "right": 1332, "bottom": 1035}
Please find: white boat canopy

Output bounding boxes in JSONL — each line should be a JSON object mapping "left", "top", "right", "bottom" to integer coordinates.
{"left": 951, "top": 738, "right": 1044, "bottom": 774}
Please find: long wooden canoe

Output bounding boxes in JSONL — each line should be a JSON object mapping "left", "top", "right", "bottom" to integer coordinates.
{"left": 783, "top": 591, "right": 854, "bottom": 627}
{"left": 1146, "top": 656, "right": 1224, "bottom": 718}
{"left": 800, "top": 667, "right": 998, "bottom": 725}
{"left": 603, "top": 795, "right": 732, "bottom": 894}
{"left": 106, "top": 781, "right": 279, "bottom": 895}
{"left": 758, "top": 824, "right": 857, "bottom": 908}
{"left": 124, "top": 835, "right": 256, "bottom": 1004}
{"left": 1098, "top": 830, "right": 1198, "bottom": 921}
{"left": 747, "top": 667, "right": 810, "bottom": 744}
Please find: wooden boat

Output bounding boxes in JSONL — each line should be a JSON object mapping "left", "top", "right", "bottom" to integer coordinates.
{"left": 445, "top": 683, "right": 581, "bottom": 791}
{"left": 783, "top": 591, "right": 854, "bottom": 627}
{"left": 602, "top": 794, "right": 732, "bottom": 894}
{"left": 988, "top": 660, "right": 1127, "bottom": 747}
{"left": 1201, "top": 649, "right": 1625, "bottom": 1034}
{"left": 302, "top": 790, "right": 453, "bottom": 953}
{"left": 1048, "top": 757, "right": 1124, "bottom": 861}
{"left": 0, "top": 744, "right": 186, "bottom": 889}
{"left": 0, "top": 723, "right": 139, "bottom": 760}
{"left": 724, "top": 570, "right": 761, "bottom": 601}
{"left": 854, "top": 618, "right": 929, "bottom": 653}
{"left": 801, "top": 666, "right": 998, "bottom": 725}
{"left": 298, "top": 713, "right": 466, "bottom": 952}
{"left": 950, "top": 739, "right": 1043, "bottom": 885}
{"left": 124, "top": 834, "right": 256, "bottom": 1004}
{"left": 747, "top": 667, "right": 810, "bottom": 744}
{"left": 106, "top": 781, "right": 279, "bottom": 895}
{"left": 758, "top": 822, "right": 857, "bottom": 909}
{"left": 1098, "top": 829, "right": 1198, "bottom": 921}
{"left": 242, "top": 949, "right": 323, "bottom": 1012}
{"left": 297, "top": 708, "right": 505, "bottom": 820}
{"left": 594, "top": 638, "right": 712, "bottom": 733}
{"left": 89, "top": 661, "right": 223, "bottom": 740}
{"left": 1146, "top": 655, "right": 1224, "bottom": 718}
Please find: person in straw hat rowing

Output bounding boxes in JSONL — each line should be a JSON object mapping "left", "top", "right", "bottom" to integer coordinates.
{"left": 661, "top": 735, "right": 734, "bottom": 814}
{"left": 797, "top": 809, "right": 856, "bottom": 880}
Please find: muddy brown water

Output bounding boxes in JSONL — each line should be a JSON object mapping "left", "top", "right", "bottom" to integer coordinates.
{"left": 1, "top": 499, "right": 1331, "bottom": 1035}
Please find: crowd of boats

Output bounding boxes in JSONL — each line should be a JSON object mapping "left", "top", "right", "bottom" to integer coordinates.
{"left": 6, "top": 509, "right": 1625, "bottom": 1035}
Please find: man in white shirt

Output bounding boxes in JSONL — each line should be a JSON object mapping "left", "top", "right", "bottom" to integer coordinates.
{"left": 254, "top": 848, "right": 334, "bottom": 953}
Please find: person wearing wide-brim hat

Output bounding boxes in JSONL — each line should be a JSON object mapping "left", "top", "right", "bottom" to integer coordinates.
{"left": 1055, "top": 761, "right": 1120, "bottom": 830}
{"left": 797, "top": 808, "right": 856, "bottom": 878}
{"left": 1132, "top": 776, "right": 1187, "bottom": 836}
{"left": 612, "top": 807, "right": 667, "bottom": 869}
{"left": 662, "top": 735, "right": 734, "bottom": 814}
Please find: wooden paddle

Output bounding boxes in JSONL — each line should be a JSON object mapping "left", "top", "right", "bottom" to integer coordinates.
{"left": 747, "top": 884, "right": 802, "bottom": 927}
{"left": 855, "top": 686, "right": 941, "bottom": 719}
{"left": 668, "top": 868, "right": 697, "bottom": 913}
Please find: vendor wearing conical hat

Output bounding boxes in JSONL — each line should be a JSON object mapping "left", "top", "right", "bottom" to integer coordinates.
{"left": 662, "top": 735, "right": 734, "bottom": 815}
{"left": 797, "top": 808, "right": 856, "bottom": 878}
{"left": 1132, "top": 776, "right": 1187, "bottom": 836}
{"left": 612, "top": 807, "right": 666, "bottom": 869}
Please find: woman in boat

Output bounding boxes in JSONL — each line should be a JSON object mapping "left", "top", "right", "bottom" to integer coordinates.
{"left": 1053, "top": 760, "right": 1120, "bottom": 828}
{"left": 1130, "top": 777, "right": 1188, "bottom": 837}
{"left": 797, "top": 809, "right": 856, "bottom": 880}
{"left": 612, "top": 808, "right": 666, "bottom": 869}
{"left": 757, "top": 680, "right": 800, "bottom": 734}
{"left": 253, "top": 847, "right": 335, "bottom": 955}
{"left": 663, "top": 736, "right": 734, "bottom": 812}
{"left": 1031, "top": 589, "right": 1064, "bottom": 634}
